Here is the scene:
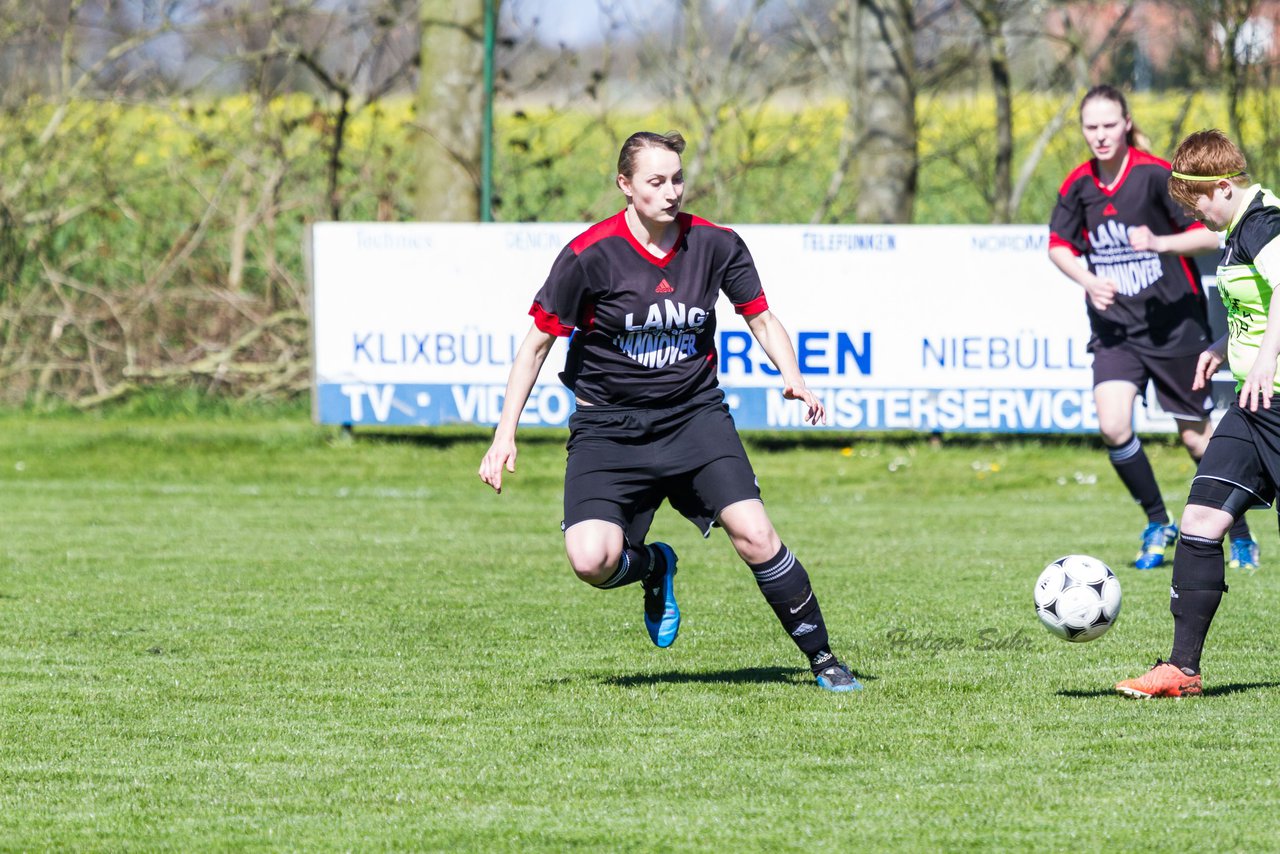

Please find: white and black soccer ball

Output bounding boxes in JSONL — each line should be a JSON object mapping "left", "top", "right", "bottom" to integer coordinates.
{"left": 1034, "top": 554, "right": 1121, "bottom": 642}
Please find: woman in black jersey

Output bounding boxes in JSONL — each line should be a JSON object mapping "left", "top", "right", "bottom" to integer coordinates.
{"left": 478, "top": 131, "right": 859, "bottom": 692}
{"left": 1047, "top": 85, "right": 1256, "bottom": 571}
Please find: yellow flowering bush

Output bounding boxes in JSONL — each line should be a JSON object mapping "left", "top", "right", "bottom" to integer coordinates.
{"left": 0, "top": 88, "right": 1270, "bottom": 406}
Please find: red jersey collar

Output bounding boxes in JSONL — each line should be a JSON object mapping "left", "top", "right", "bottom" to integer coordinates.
{"left": 613, "top": 209, "right": 690, "bottom": 268}
{"left": 1089, "top": 150, "right": 1136, "bottom": 196}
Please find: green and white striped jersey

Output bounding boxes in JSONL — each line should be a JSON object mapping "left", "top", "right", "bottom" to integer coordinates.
{"left": 1219, "top": 185, "right": 1280, "bottom": 391}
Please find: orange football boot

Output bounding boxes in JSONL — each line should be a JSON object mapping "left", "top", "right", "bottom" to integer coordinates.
{"left": 1115, "top": 660, "right": 1203, "bottom": 699}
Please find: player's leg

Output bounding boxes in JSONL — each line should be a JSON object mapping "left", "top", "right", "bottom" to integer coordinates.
{"left": 1178, "top": 417, "right": 1259, "bottom": 568}
{"left": 1096, "top": 378, "right": 1177, "bottom": 567}
{"left": 1117, "top": 408, "right": 1272, "bottom": 697}
{"left": 562, "top": 446, "right": 653, "bottom": 588}
{"left": 660, "top": 396, "right": 860, "bottom": 691}
{"left": 1095, "top": 379, "right": 1156, "bottom": 511}
{"left": 715, "top": 497, "right": 859, "bottom": 692}
{"left": 1155, "top": 350, "right": 1257, "bottom": 568}
{"left": 562, "top": 509, "right": 680, "bottom": 647}
{"left": 1168, "top": 498, "right": 1234, "bottom": 672}
{"left": 563, "top": 519, "right": 629, "bottom": 585}
{"left": 562, "top": 422, "right": 680, "bottom": 647}
{"left": 621, "top": 502, "right": 680, "bottom": 650}
{"left": 1115, "top": 494, "right": 1233, "bottom": 699}
{"left": 1175, "top": 416, "right": 1213, "bottom": 459}
{"left": 1095, "top": 346, "right": 1179, "bottom": 566}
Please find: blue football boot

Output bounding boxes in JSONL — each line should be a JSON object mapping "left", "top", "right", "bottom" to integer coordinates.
{"left": 1229, "top": 537, "right": 1260, "bottom": 571}
{"left": 1135, "top": 520, "right": 1178, "bottom": 570}
{"left": 643, "top": 543, "right": 680, "bottom": 648}
{"left": 815, "top": 662, "right": 863, "bottom": 693}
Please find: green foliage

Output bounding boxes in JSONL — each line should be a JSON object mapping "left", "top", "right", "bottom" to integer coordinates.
{"left": 490, "top": 92, "right": 1259, "bottom": 224}
{"left": 2, "top": 421, "right": 1279, "bottom": 848}
{"left": 0, "top": 89, "right": 1272, "bottom": 406}
{"left": 0, "top": 91, "right": 1260, "bottom": 306}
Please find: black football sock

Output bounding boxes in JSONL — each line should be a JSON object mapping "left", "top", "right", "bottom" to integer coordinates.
{"left": 1107, "top": 436, "right": 1168, "bottom": 523}
{"left": 1168, "top": 533, "right": 1227, "bottom": 674}
{"left": 1170, "top": 589, "right": 1222, "bottom": 674}
{"left": 596, "top": 545, "right": 653, "bottom": 589}
{"left": 806, "top": 647, "right": 838, "bottom": 674}
{"left": 641, "top": 545, "right": 672, "bottom": 624}
{"left": 748, "top": 544, "right": 834, "bottom": 671}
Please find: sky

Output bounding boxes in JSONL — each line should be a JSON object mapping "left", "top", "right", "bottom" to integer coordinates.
{"left": 504, "top": 0, "right": 674, "bottom": 47}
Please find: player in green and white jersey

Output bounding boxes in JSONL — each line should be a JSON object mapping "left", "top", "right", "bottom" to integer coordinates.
{"left": 1118, "top": 129, "right": 1280, "bottom": 698}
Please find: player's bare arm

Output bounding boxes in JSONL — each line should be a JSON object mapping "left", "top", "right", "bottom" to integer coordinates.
{"left": 1128, "top": 224, "right": 1219, "bottom": 255}
{"left": 744, "top": 309, "right": 826, "bottom": 426}
{"left": 479, "top": 324, "right": 557, "bottom": 493}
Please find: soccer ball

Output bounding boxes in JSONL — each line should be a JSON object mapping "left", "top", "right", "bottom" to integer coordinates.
{"left": 1034, "top": 554, "right": 1121, "bottom": 642}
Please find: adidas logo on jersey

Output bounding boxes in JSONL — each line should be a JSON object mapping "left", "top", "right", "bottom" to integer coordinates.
{"left": 655, "top": 278, "right": 674, "bottom": 293}
{"left": 1103, "top": 203, "right": 1118, "bottom": 216}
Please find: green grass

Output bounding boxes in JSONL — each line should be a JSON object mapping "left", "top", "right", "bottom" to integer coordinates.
{"left": 1, "top": 416, "right": 1277, "bottom": 850}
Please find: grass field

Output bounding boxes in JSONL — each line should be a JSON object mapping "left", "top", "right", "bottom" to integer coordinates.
{"left": 2, "top": 415, "right": 1279, "bottom": 851}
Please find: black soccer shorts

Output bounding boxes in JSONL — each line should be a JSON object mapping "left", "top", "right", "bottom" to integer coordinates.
{"left": 1189, "top": 402, "right": 1280, "bottom": 510}
{"left": 562, "top": 388, "right": 762, "bottom": 545}
{"left": 1092, "top": 343, "right": 1214, "bottom": 421}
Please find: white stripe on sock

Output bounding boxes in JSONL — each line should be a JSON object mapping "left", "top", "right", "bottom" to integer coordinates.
{"left": 752, "top": 548, "right": 795, "bottom": 583}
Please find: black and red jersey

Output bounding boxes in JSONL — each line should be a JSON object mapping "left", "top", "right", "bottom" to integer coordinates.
{"left": 530, "top": 210, "right": 767, "bottom": 407}
{"left": 1049, "top": 148, "right": 1212, "bottom": 355}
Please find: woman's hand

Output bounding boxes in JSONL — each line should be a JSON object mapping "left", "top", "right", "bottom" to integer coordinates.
{"left": 1193, "top": 345, "right": 1226, "bottom": 391}
{"left": 1239, "top": 360, "right": 1277, "bottom": 412}
{"left": 479, "top": 437, "right": 518, "bottom": 493}
{"left": 1127, "top": 225, "right": 1165, "bottom": 253}
{"left": 783, "top": 384, "right": 827, "bottom": 426}
{"left": 1083, "top": 275, "right": 1118, "bottom": 311}
{"left": 477, "top": 323, "right": 557, "bottom": 493}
